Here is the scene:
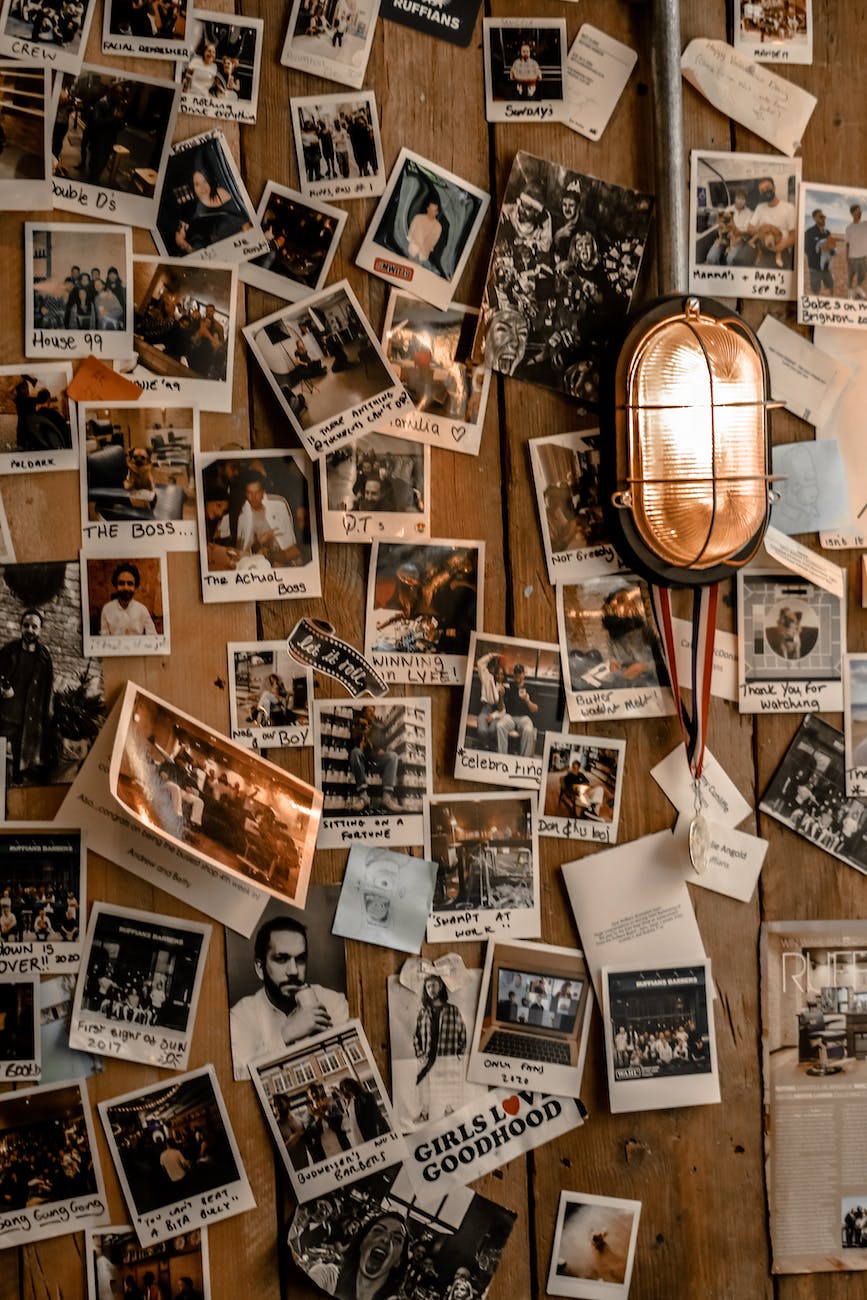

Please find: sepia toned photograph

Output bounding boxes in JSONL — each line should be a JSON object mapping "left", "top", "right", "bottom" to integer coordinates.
{"left": 81, "top": 553, "right": 170, "bottom": 657}
{"left": 0, "top": 365, "right": 77, "bottom": 471}
{"left": 734, "top": 0, "right": 813, "bottom": 65}
{"left": 179, "top": 9, "right": 263, "bottom": 123}
{"left": 241, "top": 182, "right": 346, "bottom": 301}
{"left": 227, "top": 641, "right": 313, "bottom": 751}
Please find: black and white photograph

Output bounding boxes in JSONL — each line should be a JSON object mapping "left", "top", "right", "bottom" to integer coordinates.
{"left": 251, "top": 1020, "right": 406, "bottom": 1203}
{"left": 332, "top": 844, "right": 437, "bottom": 954}
{"left": 547, "top": 1191, "right": 641, "bottom": 1300}
{"left": 0, "top": 364, "right": 78, "bottom": 473}
{"left": 25, "top": 222, "right": 133, "bottom": 360}
{"left": 81, "top": 553, "right": 170, "bottom": 658}
{"left": 455, "top": 633, "right": 566, "bottom": 789}
{"left": 0, "top": 561, "right": 104, "bottom": 787}
{"left": 240, "top": 182, "right": 346, "bottom": 302}
{"left": 227, "top": 641, "right": 313, "bottom": 751}
{"left": 287, "top": 1162, "right": 515, "bottom": 1299}
{"left": 291, "top": 90, "right": 385, "bottom": 201}
{"left": 226, "top": 888, "right": 349, "bottom": 1082}
{"left": 467, "top": 938, "right": 593, "bottom": 1097}
{"left": 425, "top": 792, "right": 540, "bottom": 943}
{"left": 313, "top": 697, "right": 432, "bottom": 849}
{"left": 179, "top": 9, "right": 263, "bottom": 124}
{"left": 539, "top": 733, "right": 626, "bottom": 846}
{"left": 0, "top": 0, "right": 97, "bottom": 72}
{"left": 102, "top": 0, "right": 191, "bottom": 58}
{"left": 797, "top": 182, "right": 867, "bottom": 330}
{"left": 0, "top": 975, "right": 39, "bottom": 1080}
{"left": 734, "top": 0, "right": 813, "bottom": 64}
{"left": 280, "top": 0, "right": 381, "bottom": 90}
{"left": 483, "top": 18, "right": 568, "bottom": 122}
{"left": 759, "top": 713, "right": 867, "bottom": 876}
{"left": 50, "top": 66, "right": 180, "bottom": 227}
{"left": 125, "top": 255, "right": 237, "bottom": 412}
{"left": 556, "top": 574, "right": 674, "bottom": 722}
{"left": 98, "top": 1065, "right": 255, "bottom": 1246}
{"left": 844, "top": 654, "right": 867, "bottom": 797}
{"left": 737, "top": 570, "right": 845, "bottom": 713}
{"left": 357, "top": 148, "right": 490, "bottom": 311}
{"left": 841, "top": 1200, "right": 867, "bottom": 1251}
{"left": 196, "top": 448, "right": 321, "bottom": 602}
{"left": 0, "top": 828, "right": 85, "bottom": 974}
{"left": 602, "top": 960, "right": 721, "bottom": 1112}
{"left": 321, "top": 432, "right": 429, "bottom": 543}
{"left": 69, "top": 902, "right": 211, "bottom": 1070}
{"left": 689, "top": 151, "right": 800, "bottom": 300}
{"left": 245, "top": 282, "right": 408, "bottom": 459}
{"left": 529, "top": 431, "right": 625, "bottom": 584}
{"left": 379, "top": 290, "right": 493, "bottom": 455}
{"left": 0, "top": 63, "right": 49, "bottom": 210}
{"left": 79, "top": 400, "right": 199, "bottom": 551}
{"left": 0, "top": 1079, "right": 106, "bottom": 1247}
{"left": 154, "top": 129, "right": 266, "bottom": 265}
{"left": 472, "top": 152, "right": 653, "bottom": 402}
{"left": 109, "top": 681, "right": 322, "bottom": 908}
{"left": 87, "top": 1225, "right": 210, "bottom": 1300}
{"left": 365, "top": 539, "right": 484, "bottom": 685}
{"left": 387, "top": 953, "right": 487, "bottom": 1132}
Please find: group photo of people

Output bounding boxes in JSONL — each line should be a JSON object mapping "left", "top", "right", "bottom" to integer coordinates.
{"left": 0, "top": 833, "right": 81, "bottom": 949}
{"left": 181, "top": 13, "right": 260, "bottom": 105}
{"left": 0, "top": 1084, "right": 98, "bottom": 1212}
{"left": 325, "top": 434, "right": 425, "bottom": 516}
{"left": 92, "top": 1227, "right": 206, "bottom": 1300}
{"left": 296, "top": 97, "right": 379, "bottom": 183}
{"left": 606, "top": 968, "right": 713, "bottom": 1081}
{"left": 802, "top": 185, "right": 867, "bottom": 301}
{"left": 30, "top": 227, "right": 130, "bottom": 334}
{"left": 79, "top": 909, "right": 205, "bottom": 1032}
{"left": 841, "top": 1200, "right": 867, "bottom": 1249}
{"left": 383, "top": 293, "right": 487, "bottom": 430}
{"left": 738, "top": 0, "right": 810, "bottom": 49}
{"left": 133, "top": 259, "right": 232, "bottom": 385}
{"left": 693, "top": 157, "right": 798, "bottom": 271}
{"left": 369, "top": 542, "right": 480, "bottom": 658}
{"left": 463, "top": 639, "right": 563, "bottom": 758}
{"left": 1, "top": 0, "right": 89, "bottom": 52}
{"left": 0, "top": 370, "right": 73, "bottom": 455}
{"left": 200, "top": 452, "right": 313, "bottom": 576}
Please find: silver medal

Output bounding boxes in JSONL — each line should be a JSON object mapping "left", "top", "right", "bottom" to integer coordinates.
{"left": 688, "top": 812, "right": 710, "bottom": 875}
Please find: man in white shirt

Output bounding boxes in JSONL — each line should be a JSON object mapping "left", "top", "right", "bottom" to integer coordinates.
{"left": 235, "top": 470, "right": 302, "bottom": 567}
{"left": 99, "top": 564, "right": 158, "bottom": 638}
{"left": 845, "top": 204, "right": 867, "bottom": 298}
{"left": 743, "top": 176, "right": 796, "bottom": 269}
{"left": 510, "top": 42, "right": 542, "bottom": 97}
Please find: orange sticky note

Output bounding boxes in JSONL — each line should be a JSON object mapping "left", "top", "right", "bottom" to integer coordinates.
{"left": 66, "top": 355, "right": 141, "bottom": 404}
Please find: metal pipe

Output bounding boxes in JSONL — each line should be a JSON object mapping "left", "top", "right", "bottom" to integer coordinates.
{"left": 650, "top": 0, "right": 688, "bottom": 295}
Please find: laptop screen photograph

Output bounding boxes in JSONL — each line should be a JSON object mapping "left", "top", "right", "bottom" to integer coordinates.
{"left": 492, "top": 966, "right": 583, "bottom": 1037}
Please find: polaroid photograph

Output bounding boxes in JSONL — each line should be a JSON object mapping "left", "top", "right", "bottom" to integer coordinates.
{"left": 529, "top": 431, "right": 625, "bottom": 584}
{"left": 357, "top": 148, "right": 490, "bottom": 311}
{"left": 0, "top": 63, "right": 49, "bottom": 210}
{"left": 0, "top": 1080, "right": 106, "bottom": 1248}
{"left": 196, "top": 449, "right": 321, "bottom": 602}
{"left": 0, "top": 0, "right": 97, "bottom": 72}
{"left": 332, "top": 844, "right": 436, "bottom": 954}
{"left": 365, "top": 539, "right": 484, "bottom": 686}
{"left": 81, "top": 553, "right": 170, "bottom": 657}
{"left": 0, "top": 974, "right": 39, "bottom": 1081}
{"left": 473, "top": 152, "right": 653, "bottom": 402}
{"left": 50, "top": 67, "right": 180, "bottom": 228}
{"left": 245, "top": 280, "right": 408, "bottom": 460}
{"left": 845, "top": 655, "right": 867, "bottom": 797}
{"left": 467, "top": 938, "right": 593, "bottom": 1096}
{"left": 226, "top": 887, "right": 348, "bottom": 1082}
{"left": 547, "top": 1191, "right": 641, "bottom": 1299}
{"left": 483, "top": 18, "right": 568, "bottom": 123}
{"left": 87, "top": 1225, "right": 210, "bottom": 1300}
{"left": 79, "top": 400, "right": 199, "bottom": 551}
{"left": 69, "top": 902, "right": 210, "bottom": 1070}
{"left": 379, "top": 290, "right": 493, "bottom": 455}
{"left": 103, "top": 0, "right": 191, "bottom": 57}
{"left": 98, "top": 1065, "right": 255, "bottom": 1246}
{"left": 455, "top": 633, "right": 566, "bottom": 789}
{"left": 379, "top": 0, "right": 481, "bottom": 46}
{"left": 320, "top": 432, "right": 430, "bottom": 543}
{"left": 154, "top": 129, "right": 266, "bottom": 265}
{"left": 734, "top": 0, "right": 813, "bottom": 64}
{"left": 798, "top": 183, "right": 867, "bottom": 329}
{"left": 227, "top": 641, "right": 313, "bottom": 751}
{"left": 602, "top": 960, "right": 720, "bottom": 1112}
{"left": 39, "top": 974, "right": 102, "bottom": 1084}
{"left": 240, "top": 182, "right": 346, "bottom": 302}
{"left": 280, "top": 0, "right": 380, "bottom": 89}
{"left": 0, "top": 364, "right": 77, "bottom": 473}
{"left": 110, "top": 681, "right": 322, "bottom": 908}
{"left": 0, "top": 828, "right": 85, "bottom": 974}
{"left": 25, "top": 222, "right": 133, "bottom": 360}
{"left": 557, "top": 575, "right": 674, "bottom": 722}
{"left": 292, "top": 90, "right": 385, "bottom": 202}
{"left": 313, "top": 696, "right": 432, "bottom": 849}
{"left": 689, "top": 151, "right": 800, "bottom": 301}
{"left": 565, "top": 24, "right": 638, "bottom": 143}
{"left": 251, "top": 1019, "right": 408, "bottom": 1203}
{"left": 123, "top": 255, "right": 237, "bottom": 412}
{"left": 425, "top": 791, "right": 540, "bottom": 943}
{"left": 760, "top": 714, "right": 867, "bottom": 875}
{"left": 539, "top": 732, "right": 626, "bottom": 846}
{"left": 179, "top": 10, "right": 264, "bottom": 124}
{"left": 737, "top": 569, "right": 845, "bottom": 713}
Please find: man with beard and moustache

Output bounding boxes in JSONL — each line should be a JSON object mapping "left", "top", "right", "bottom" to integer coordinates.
{"left": 229, "top": 916, "right": 349, "bottom": 1079}
{"left": 0, "top": 609, "right": 54, "bottom": 783}
{"left": 99, "top": 564, "right": 158, "bottom": 638}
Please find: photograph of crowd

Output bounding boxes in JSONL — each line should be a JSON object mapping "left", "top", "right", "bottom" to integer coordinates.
{"left": 316, "top": 700, "right": 429, "bottom": 819}
{"left": 132, "top": 259, "right": 234, "bottom": 393}
{"left": 0, "top": 829, "right": 82, "bottom": 946}
{"left": 0, "top": 1081, "right": 100, "bottom": 1212}
{"left": 104, "top": 0, "right": 190, "bottom": 46}
{"left": 800, "top": 184, "right": 867, "bottom": 303}
{"left": 484, "top": 19, "right": 566, "bottom": 107}
{"left": 736, "top": 0, "right": 812, "bottom": 61}
{"left": 180, "top": 10, "right": 262, "bottom": 117}
{"left": 541, "top": 738, "right": 623, "bottom": 828}
{"left": 739, "top": 573, "right": 842, "bottom": 684}
{"left": 474, "top": 153, "right": 652, "bottom": 401}
{"left": 0, "top": 368, "right": 74, "bottom": 456}
{"left": 1, "top": 0, "right": 93, "bottom": 58}
{"left": 606, "top": 966, "right": 713, "bottom": 1081}
{"left": 691, "top": 154, "right": 798, "bottom": 275}
{"left": 282, "top": 0, "right": 379, "bottom": 85}
{"left": 82, "top": 404, "right": 197, "bottom": 535}
{"left": 461, "top": 637, "right": 564, "bottom": 759}
{"left": 294, "top": 93, "right": 381, "bottom": 186}
{"left": 155, "top": 131, "right": 260, "bottom": 260}
{"left": 428, "top": 794, "right": 535, "bottom": 914}
{"left": 29, "top": 225, "right": 131, "bottom": 335}
{"left": 324, "top": 434, "right": 425, "bottom": 516}
{"left": 245, "top": 184, "right": 345, "bottom": 299}
{"left": 0, "top": 65, "right": 48, "bottom": 200}
{"left": 367, "top": 541, "right": 481, "bottom": 658}
{"left": 548, "top": 1192, "right": 640, "bottom": 1298}
{"left": 229, "top": 644, "right": 310, "bottom": 742}
{"left": 83, "top": 556, "right": 167, "bottom": 649}
{"left": 199, "top": 451, "right": 316, "bottom": 578}
{"left": 0, "top": 978, "right": 37, "bottom": 1064}
{"left": 559, "top": 575, "right": 670, "bottom": 697}
{"left": 90, "top": 1226, "right": 208, "bottom": 1300}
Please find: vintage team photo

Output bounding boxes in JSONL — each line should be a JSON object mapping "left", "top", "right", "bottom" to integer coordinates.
{"left": 81, "top": 554, "right": 170, "bottom": 657}
{"left": 0, "top": 365, "right": 77, "bottom": 471}
{"left": 734, "top": 0, "right": 813, "bottom": 64}
{"left": 0, "top": 828, "right": 84, "bottom": 970}
{"left": 179, "top": 9, "right": 263, "bottom": 123}
{"left": 227, "top": 641, "right": 312, "bottom": 750}
{"left": 26, "top": 222, "right": 133, "bottom": 359}
{"left": 321, "top": 432, "right": 429, "bottom": 543}
{"left": 291, "top": 90, "right": 384, "bottom": 201}
{"left": 241, "top": 182, "right": 346, "bottom": 301}
{"left": 154, "top": 129, "right": 265, "bottom": 264}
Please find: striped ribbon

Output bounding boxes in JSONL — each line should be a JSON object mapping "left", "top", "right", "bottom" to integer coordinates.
{"left": 650, "top": 583, "right": 719, "bottom": 782}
